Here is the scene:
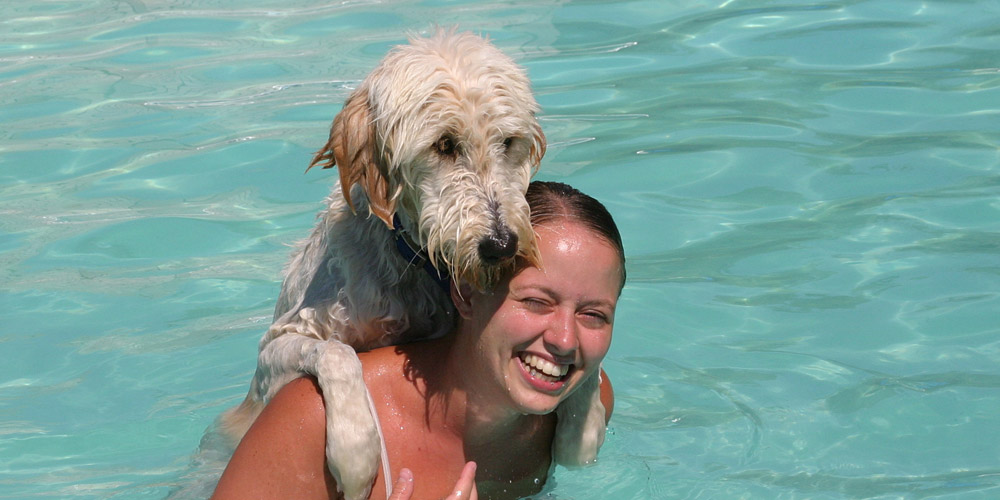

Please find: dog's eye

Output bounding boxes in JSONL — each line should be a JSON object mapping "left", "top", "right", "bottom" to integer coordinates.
{"left": 502, "top": 137, "right": 514, "bottom": 150}
{"left": 434, "top": 136, "right": 457, "bottom": 156}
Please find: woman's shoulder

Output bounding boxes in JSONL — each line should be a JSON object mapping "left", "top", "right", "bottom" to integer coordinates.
{"left": 277, "top": 376, "right": 327, "bottom": 413}
{"left": 359, "top": 337, "right": 447, "bottom": 381}
{"left": 211, "top": 376, "right": 337, "bottom": 499}
{"left": 358, "top": 342, "right": 408, "bottom": 380}
{"left": 260, "top": 376, "right": 329, "bottom": 440}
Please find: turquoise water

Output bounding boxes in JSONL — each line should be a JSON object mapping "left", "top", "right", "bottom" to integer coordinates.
{"left": 2, "top": 0, "right": 998, "bottom": 498}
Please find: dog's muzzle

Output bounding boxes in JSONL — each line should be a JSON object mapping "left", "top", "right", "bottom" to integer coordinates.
{"left": 478, "top": 225, "right": 518, "bottom": 264}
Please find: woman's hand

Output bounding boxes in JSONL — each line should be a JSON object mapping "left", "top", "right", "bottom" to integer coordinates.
{"left": 389, "top": 462, "right": 478, "bottom": 500}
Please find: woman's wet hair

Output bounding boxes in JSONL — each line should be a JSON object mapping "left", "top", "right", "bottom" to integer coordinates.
{"left": 525, "top": 181, "right": 626, "bottom": 289}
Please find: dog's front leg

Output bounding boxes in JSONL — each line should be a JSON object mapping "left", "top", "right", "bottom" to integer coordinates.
{"left": 553, "top": 368, "right": 607, "bottom": 466}
{"left": 259, "top": 334, "right": 381, "bottom": 500}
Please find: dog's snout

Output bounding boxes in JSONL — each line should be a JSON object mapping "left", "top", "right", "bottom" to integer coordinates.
{"left": 478, "top": 226, "right": 518, "bottom": 264}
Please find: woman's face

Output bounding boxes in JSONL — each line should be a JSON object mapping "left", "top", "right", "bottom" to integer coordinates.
{"left": 462, "top": 218, "right": 622, "bottom": 415}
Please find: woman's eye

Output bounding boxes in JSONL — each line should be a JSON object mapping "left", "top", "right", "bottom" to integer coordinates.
{"left": 522, "top": 298, "right": 549, "bottom": 311}
{"left": 580, "top": 311, "right": 610, "bottom": 328}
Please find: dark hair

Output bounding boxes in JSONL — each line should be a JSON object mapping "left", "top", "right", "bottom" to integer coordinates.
{"left": 525, "top": 181, "right": 626, "bottom": 289}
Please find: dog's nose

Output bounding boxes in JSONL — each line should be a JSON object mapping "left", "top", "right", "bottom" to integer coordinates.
{"left": 478, "top": 226, "right": 518, "bottom": 264}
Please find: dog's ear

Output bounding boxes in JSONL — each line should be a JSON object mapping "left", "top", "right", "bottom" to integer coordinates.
{"left": 528, "top": 121, "right": 546, "bottom": 173}
{"left": 308, "top": 87, "right": 396, "bottom": 228}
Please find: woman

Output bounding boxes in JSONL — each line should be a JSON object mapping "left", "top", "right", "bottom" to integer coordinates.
{"left": 212, "top": 181, "right": 626, "bottom": 500}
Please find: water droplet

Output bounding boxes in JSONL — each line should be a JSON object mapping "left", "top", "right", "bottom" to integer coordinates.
{"left": 533, "top": 478, "right": 540, "bottom": 485}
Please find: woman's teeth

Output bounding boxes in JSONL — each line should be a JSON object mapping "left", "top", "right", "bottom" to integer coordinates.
{"left": 520, "top": 353, "right": 569, "bottom": 382}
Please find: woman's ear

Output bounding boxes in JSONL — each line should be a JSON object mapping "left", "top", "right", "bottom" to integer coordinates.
{"left": 450, "top": 281, "right": 476, "bottom": 319}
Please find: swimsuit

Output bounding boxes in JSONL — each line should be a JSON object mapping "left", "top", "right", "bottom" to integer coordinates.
{"left": 364, "top": 385, "right": 393, "bottom": 499}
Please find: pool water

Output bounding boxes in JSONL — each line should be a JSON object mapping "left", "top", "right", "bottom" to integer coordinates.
{"left": 2, "top": 1, "right": 998, "bottom": 498}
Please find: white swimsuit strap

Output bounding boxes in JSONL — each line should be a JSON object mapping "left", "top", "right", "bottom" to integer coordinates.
{"left": 364, "top": 385, "right": 393, "bottom": 499}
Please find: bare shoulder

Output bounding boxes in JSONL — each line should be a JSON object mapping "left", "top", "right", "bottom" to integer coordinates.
{"left": 358, "top": 343, "right": 407, "bottom": 380}
{"left": 275, "top": 376, "right": 328, "bottom": 421}
{"left": 211, "top": 376, "right": 336, "bottom": 500}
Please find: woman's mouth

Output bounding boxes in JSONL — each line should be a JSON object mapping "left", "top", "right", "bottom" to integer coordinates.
{"left": 517, "top": 352, "right": 571, "bottom": 391}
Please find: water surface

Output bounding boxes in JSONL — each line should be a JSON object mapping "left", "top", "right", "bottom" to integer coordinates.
{"left": 2, "top": 1, "right": 999, "bottom": 498}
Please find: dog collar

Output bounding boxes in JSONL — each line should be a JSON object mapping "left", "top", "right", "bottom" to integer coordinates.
{"left": 392, "top": 214, "right": 451, "bottom": 292}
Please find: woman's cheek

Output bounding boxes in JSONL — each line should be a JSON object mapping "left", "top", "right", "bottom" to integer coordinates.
{"left": 581, "top": 327, "right": 613, "bottom": 365}
{"left": 502, "top": 308, "right": 539, "bottom": 338}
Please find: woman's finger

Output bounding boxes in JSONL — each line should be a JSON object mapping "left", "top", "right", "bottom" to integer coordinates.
{"left": 446, "top": 461, "right": 477, "bottom": 500}
{"left": 387, "top": 468, "right": 414, "bottom": 500}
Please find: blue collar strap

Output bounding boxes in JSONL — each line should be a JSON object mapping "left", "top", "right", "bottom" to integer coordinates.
{"left": 392, "top": 214, "right": 451, "bottom": 292}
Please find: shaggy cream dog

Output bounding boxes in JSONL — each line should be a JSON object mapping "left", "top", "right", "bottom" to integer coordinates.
{"left": 221, "top": 29, "right": 606, "bottom": 500}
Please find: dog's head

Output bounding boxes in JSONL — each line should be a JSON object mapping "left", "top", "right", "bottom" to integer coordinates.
{"left": 310, "top": 28, "right": 545, "bottom": 290}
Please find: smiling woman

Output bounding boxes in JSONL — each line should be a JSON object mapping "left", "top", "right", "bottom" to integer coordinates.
{"left": 210, "top": 181, "right": 624, "bottom": 500}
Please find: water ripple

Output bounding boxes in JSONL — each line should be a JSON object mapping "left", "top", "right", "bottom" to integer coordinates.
{"left": 4, "top": 1, "right": 1000, "bottom": 499}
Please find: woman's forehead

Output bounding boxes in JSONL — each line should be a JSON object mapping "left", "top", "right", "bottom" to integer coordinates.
{"left": 514, "top": 224, "right": 621, "bottom": 291}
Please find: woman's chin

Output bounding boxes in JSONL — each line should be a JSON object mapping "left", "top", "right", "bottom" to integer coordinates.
{"left": 508, "top": 385, "right": 562, "bottom": 415}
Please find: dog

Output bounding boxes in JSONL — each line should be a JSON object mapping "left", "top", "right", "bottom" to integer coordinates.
{"left": 220, "top": 29, "right": 606, "bottom": 500}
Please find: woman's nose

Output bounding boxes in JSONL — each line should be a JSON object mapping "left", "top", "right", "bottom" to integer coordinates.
{"left": 543, "top": 308, "right": 578, "bottom": 357}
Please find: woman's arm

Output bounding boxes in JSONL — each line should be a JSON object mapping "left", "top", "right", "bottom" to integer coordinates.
{"left": 600, "top": 368, "right": 614, "bottom": 423}
{"left": 211, "top": 377, "right": 339, "bottom": 500}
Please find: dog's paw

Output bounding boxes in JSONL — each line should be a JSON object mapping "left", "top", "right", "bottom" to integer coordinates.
{"left": 553, "top": 369, "right": 606, "bottom": 466}
{"left": 312, "top": 341, "right": 382, "bottom": 500}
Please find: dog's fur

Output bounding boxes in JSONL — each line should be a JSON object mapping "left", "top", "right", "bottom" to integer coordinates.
{"left": 221, "top": 29, "right": 605, "bottom": 500}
